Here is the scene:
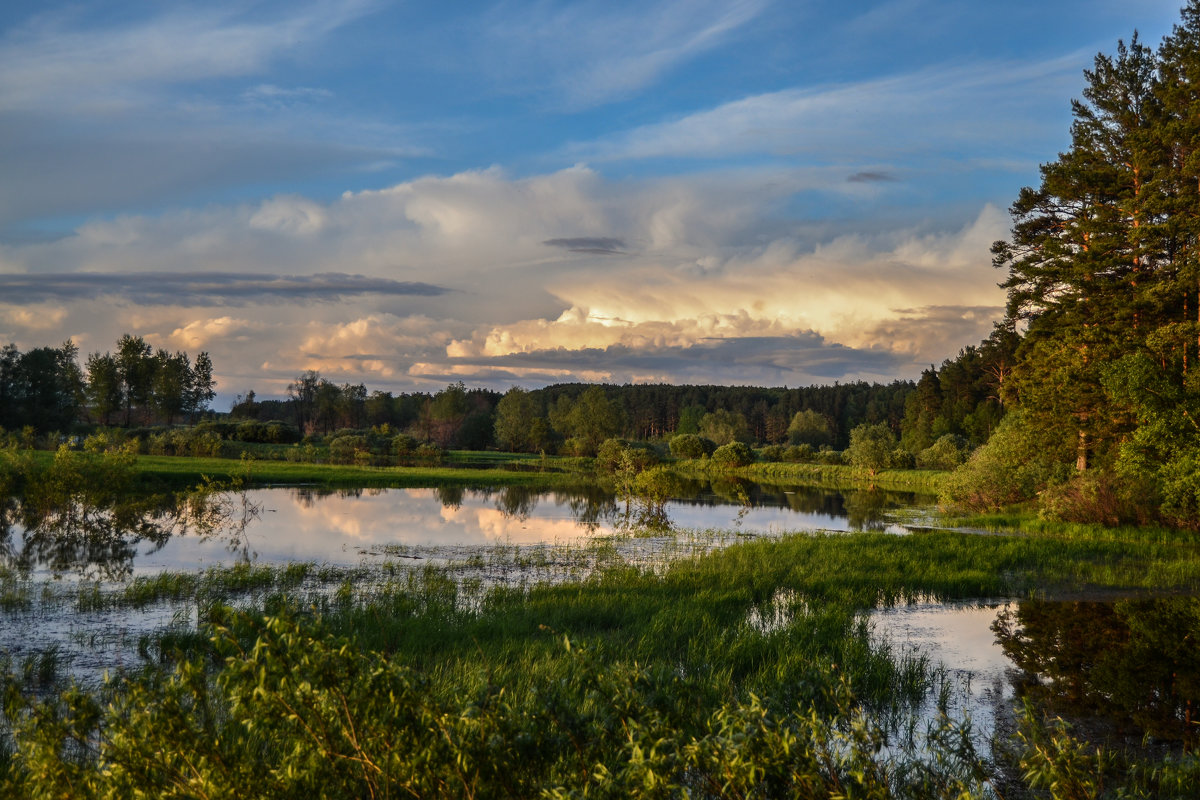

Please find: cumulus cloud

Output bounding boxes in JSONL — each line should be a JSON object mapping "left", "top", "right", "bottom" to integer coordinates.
{"left": 0, "top": 165, "right": 1010, "bottom": 397}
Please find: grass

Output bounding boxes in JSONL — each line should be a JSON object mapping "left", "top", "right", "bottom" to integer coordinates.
{"left": 2, "top": 509, "right": 1200, "bottom": 796}
{"left": 678, "top": 459, "right": 949, "bottom": 492}
{"left": 134, "top": 453, "right": 590, "bottom": 490}
{"left": 4, "top": 456, "right": 1200, "bottom": 796}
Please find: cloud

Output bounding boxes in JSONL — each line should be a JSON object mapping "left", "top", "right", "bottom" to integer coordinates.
{"left": 847, "top": 171, "right": 896, "bottom": 183}
{"left": 543, "top": 237, "right": 628, "bottom": 255}
{"left": 437, "top": 334, "right": 908, "bottom": 387}
{"left": 0, "top": 165, "right": 1010, "bottom": 396}
{"left": 479, "top": 0, "right": 768, "bottom": 107}
{"left": 241, "top": 84, "right": 334, "bottom": 109}
{"left": 0, "top": 2, "right": 376, "bottom": 112}
{"left": 572, "top": 54, "right": 1084, "bottom": 163}
{"left": 0, "top": 272, "right": 447, "bottom": 306}
{"left": 0, "top": 2, "right": 414, "bottom": 229}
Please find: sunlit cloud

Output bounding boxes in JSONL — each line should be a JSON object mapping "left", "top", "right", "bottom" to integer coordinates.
{"left": 2, "top": 165, "right": 1007, "bottom": 395}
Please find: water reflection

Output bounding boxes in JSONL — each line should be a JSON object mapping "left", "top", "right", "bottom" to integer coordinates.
{"left": 0, "top": 488, "right": 261, "bottom": 580}
{"left": 3, "top": 481, "right": 930, "bottom": 576}
{"left": 993, "top": 597, "right": 1200, "bottom": 747}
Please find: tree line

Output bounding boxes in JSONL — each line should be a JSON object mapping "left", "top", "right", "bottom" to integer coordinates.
{"left": 224, "top": 376, "right": 925, "bottom": 455}
{"left": 0, "top": 335, "right": 215, "bottom": 433}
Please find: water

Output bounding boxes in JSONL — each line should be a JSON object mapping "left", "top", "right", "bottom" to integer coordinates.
{"left": 6, "top": 482, "right": 929, "bottom": 578}
{"left": 5, "top": 482, "right": 1195, "bottom": 760}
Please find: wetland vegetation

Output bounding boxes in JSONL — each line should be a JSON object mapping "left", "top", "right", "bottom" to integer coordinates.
{"left": 0, "top": 438, "right": 1199, "bottom": 797}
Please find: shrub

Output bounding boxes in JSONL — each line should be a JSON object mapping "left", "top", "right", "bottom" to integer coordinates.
{"left": 329, "top": 435, "right": 369, "bottom": 465}
{"left": 710, "top": 441, "right": 754, "bottom": 468}
{"left": 816, "top": 448, "right": 843, "bottom": 465}
{"left": 940, "top": 412, "right": 1072, "bottom": 512}
{"left": 783, "top": 443, "right": 814, "bottom": 462}
{"left": 890, "top": 448, "right": 916, "bottom": 470}
{"left": 1038, "top": 471, "right": 1147, "bottom": 527}
{"left": 916, "top": 435, "right": 971, "bottom": 471}
{"left": 759, "top": 444, "right": 786, "bottom": 462}
{"left": 669, "top": 434, "right": 715, "bottom": 460}
{"left": 414, "top": 444, "right": 443, "bottom": 466}
{"left": 596, "top": 438, "right": 628, "bottom": 473}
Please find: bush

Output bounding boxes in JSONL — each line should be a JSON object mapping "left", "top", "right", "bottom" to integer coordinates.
{"left": 329, "top": 435, "right": 369, "bottom": 465}
{"left": 816, "top": 448, "right": 843, "bottom": 465}
{"left": 783, "top": 444, "right": 814, "bottom": 462}
{"left": 1039, "top": 471, "right": 1147, "bottom": 527}
{"left": 916, "top": 435, "right": 971, "bottom": 471}
{"left": 596, "top": 438, "right": 628, "bottom": 473}
{"left": 940, "top": 412, "right": 1072, "bottom": 512}
{"left": 710, "top": 441, "right": 754, "bottom": 468}
{"left": 414, "top": 443, "right": 443, "bottom": 466}
{"left": 669, "top": 434, "right": 715, "bottom": 460}
{"left": 759, "top": 444, "right": 786, "bottom": 462}
{"left": 890, "top": 448, "right": 916, "bottom": 470}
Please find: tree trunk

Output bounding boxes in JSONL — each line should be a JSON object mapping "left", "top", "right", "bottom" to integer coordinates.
{"left": 1076, "top": 429, "right": 1089, "bottom": 472}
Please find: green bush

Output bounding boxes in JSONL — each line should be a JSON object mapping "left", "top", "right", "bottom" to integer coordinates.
{"left": 816, "top": 447, "right": 843, "bottom": 466}
{"left": 783, "top": 443, "right": 814, "bottom": 462}
{"left": 940, "top": 412, "right": 1071, "bottom": 512}
{"left": 916, "top": 435, "right": 971, "bottom": 471}
{"left": 759, "top": 444, "right": 786, "bottom": 462}
{"left": 845, "top": 423, "right": 896, "bottom": 477}
{"left": 329, "top": 435, "right": 369, "bottom": 465}
{"left": 711, "top": 441, "right": 754, "bottom": 468}
{"left": 669, "top": 434, "right": 715, "bottom": 459}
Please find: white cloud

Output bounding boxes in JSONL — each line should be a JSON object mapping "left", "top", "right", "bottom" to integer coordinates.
{"left": 0, "top": 2, "right": 375, "bottom": 112}
{"left": 572, "top": 54, "right": 1085, "bottom": 162}
{"left": 480, "top": 0, "right": 768, "bottom": 107}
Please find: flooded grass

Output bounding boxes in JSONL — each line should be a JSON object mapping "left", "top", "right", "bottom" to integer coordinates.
{"left": 1, "top": 474, "right": 1199, "bottom": 796}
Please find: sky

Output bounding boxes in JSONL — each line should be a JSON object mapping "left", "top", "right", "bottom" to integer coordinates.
{"left": 0, "top": 0, "right": 1188, "bottom": 405}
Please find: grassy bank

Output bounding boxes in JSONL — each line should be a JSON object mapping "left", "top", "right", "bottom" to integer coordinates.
{"left": 677, "top": 458, "right": 947, "bottom": 493}
{"left": 16, "top": 449, "right": 588, "bottom": 491}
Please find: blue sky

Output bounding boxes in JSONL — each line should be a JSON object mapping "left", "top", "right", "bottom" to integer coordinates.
{"left": 0, "top": 0, "right": 1187, "bottom": 403}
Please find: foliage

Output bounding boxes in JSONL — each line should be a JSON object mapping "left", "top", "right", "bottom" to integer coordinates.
{"left": 668, "top": 433, "right": 715, "bottom": 459}
{"left": 845, "top": 423, "right": 897, "bottom": 477}
{"left": 787, "top": 408, "right": 833, "bottom": 447}
{"left": 699, "top": 408, "right": 751, "bottom": 446}
{"left": 940, "top": 413, "right": 1072, "bottom": 512}
{"left": 494, "top": 387, "right": 553, "bottom": 453}
{"left": 916, "top": 435, "right": 971, "bottom": 471}
{"left": 710, "top": 441, "right": 754, "bottom": 468}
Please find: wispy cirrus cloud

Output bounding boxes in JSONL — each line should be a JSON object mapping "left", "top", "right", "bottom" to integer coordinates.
{"left": 480, "top": 0, "right": 769, "bottom": 108}
{"left": 571, "top": 54, "right": 1085, "bottom": 163}
{"left": 0, "top": 1, "right": 377, "bottom": 112}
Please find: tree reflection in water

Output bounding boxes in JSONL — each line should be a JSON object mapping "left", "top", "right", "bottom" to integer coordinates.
{"left": 0, "top": 446, "right": 261, "bottom": 580}
{"left": 993, "top": 597, "right": 1200, "bottom": 749}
